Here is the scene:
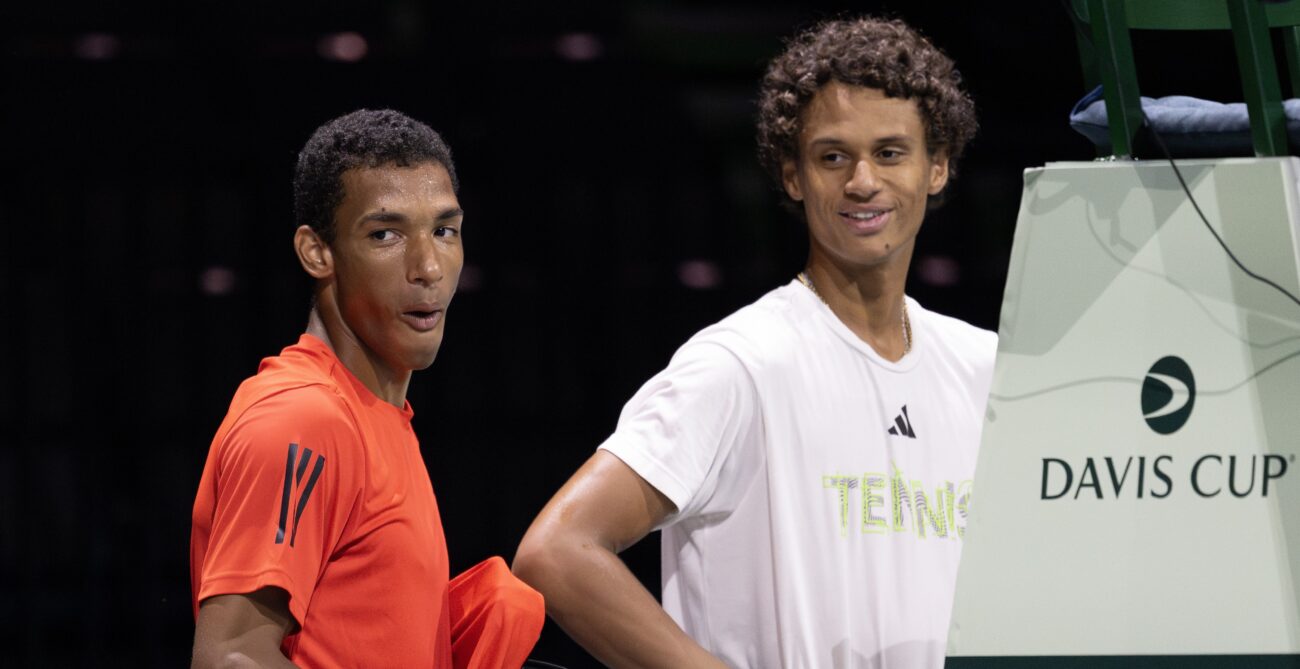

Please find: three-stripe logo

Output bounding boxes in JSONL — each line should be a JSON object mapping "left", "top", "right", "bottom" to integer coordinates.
{"left": 887, "top": 405, "right": 917, "bottom": 438}
{"left": 277, "top": 443, "right": 325, "bottom": 547}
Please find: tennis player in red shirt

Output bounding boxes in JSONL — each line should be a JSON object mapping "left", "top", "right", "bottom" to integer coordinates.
{"left": 190, "top": 109, "right": 544, "bottom": 669}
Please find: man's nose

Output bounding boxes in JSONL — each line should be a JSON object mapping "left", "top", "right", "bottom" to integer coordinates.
{"left": 845, "top": 160, "right": 881, "bottom": 198}
{"left": 407, "top": 233, "right": 444, "bottom": 285}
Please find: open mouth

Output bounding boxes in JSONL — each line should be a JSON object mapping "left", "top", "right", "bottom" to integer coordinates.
{"left": 401, "top": 309, "right": 442, "bottom": 332}
{"left": 840, "top": 208, "right": 890, "bottom": 232}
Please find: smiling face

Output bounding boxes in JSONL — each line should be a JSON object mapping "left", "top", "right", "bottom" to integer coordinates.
{"left": 782, "top": 81, "right": 949, "bottom": 273}
{"left": 324, "top": 161, "right": 464, "bottom": 374}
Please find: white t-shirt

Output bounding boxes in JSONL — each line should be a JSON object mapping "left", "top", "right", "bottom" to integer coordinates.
{"left": 600, "top": 280, "right": 997, "bottom": 669}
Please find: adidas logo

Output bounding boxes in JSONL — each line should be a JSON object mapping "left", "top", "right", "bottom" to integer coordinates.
{"left": 887, "top": 405, "right": 916, "bottom": 438}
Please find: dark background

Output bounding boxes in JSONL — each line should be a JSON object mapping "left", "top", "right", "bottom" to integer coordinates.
{"left": 0, "top": 1, "right": 1244, "bottom": 666}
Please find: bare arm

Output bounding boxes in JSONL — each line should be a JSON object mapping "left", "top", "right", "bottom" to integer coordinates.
{"left": 192, "top": 588, "right": 299, "bottom": 669}
{"left": 512, "top": 451, "right": 726, "bottom": 669}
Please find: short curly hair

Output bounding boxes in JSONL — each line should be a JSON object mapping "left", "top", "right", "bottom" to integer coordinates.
{"left": 756, "top": 17, "right": 977, "bottom": 206}
{"left": 293, "top": 109, "right": 458, "bottom": 244}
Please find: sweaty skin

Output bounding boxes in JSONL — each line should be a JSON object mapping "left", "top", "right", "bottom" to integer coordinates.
{"left": 192, "top": 162, "right": 463, "bottom": 668}
{"left": 302, "top": 162, "right": 464, "bottom": 407}
{"left": 513, "top": 451, "right": 726, "bottom": 669}
{"left": 782, "top": 82, "right": 948, "bottom": 361}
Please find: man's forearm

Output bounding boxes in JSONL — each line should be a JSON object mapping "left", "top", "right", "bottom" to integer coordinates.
{"left": 513, "top": 537, "right": 724, "bottom": 669}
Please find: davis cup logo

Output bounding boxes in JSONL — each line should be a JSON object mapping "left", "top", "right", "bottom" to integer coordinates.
{"left": 1141, "top": 356, "right": 1195, "bottom": 435}
{"left": 1040, "top": 354, "right": 1290, "bottom": 501}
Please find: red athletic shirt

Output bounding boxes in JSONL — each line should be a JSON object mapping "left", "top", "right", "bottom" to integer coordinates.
{"left": 191, "top": 334, "right": 452, "bottom": 668}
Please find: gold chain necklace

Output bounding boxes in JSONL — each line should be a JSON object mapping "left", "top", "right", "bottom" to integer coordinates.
{"left": 798, "top": 271, "right": 911, "bottom": 354}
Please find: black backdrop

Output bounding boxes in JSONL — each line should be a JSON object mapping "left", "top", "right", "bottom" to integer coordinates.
{"left": 0, "top": 1, "right": 1243, "bottom": 666}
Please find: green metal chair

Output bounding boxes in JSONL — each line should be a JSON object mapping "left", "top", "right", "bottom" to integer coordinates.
{"left": 1069, "top": 0, "right": 1300, "bottom": 157}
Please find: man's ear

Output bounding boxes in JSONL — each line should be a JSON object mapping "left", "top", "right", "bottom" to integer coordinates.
{"left": 781, "top": 159, "right": 804, "bottom": 202}
{"left": 927, "top": 148, "right": 951, "bottom": 196}
{"left": 294, "top": 225, "right": 334, "bottom": 280}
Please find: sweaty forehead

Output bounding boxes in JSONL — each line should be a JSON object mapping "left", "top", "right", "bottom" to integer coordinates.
{"left": 342, "top": 162, "right": 455, "bottom": 201}
{"left": 799, "top": 81, "right": 925, "bottom": 144}
{"left": 333, "top": 162, "right": 460, "bottom": 232}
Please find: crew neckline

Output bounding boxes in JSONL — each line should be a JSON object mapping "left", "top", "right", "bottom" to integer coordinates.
{"left": 297, "top": 333, "right": 415, "bottom": 420}
{"left": 785, "top": 278, "right": 925, "bottom": 372}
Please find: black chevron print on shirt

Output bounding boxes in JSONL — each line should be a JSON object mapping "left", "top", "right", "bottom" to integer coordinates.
{"left": 276, "top": 442, "right": 325, "bottom": 547}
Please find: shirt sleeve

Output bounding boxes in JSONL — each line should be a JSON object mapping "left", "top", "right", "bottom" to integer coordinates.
{"left": 195, "top": 385, "right": 363, "bottom": 627}
{"left": 598, "top": 341, "right": 759, "bottom": 524}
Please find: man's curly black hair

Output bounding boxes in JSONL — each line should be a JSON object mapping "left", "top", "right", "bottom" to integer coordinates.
{"left": 756, "top": 17, "right": 977, "bottom": 208}
{"left": 293, "top": 109, "right": 458, "bottom": 244}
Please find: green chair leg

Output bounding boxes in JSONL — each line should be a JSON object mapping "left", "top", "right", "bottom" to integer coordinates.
{"left": 1088, "top": 0, "right": 1145, "bottom": 158}
{"left": 1226, "top": 0, "right": 1289, "bottom": 156}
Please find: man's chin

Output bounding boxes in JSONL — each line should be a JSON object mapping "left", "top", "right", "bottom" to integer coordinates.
{"left": 407, "top": 347, "right": 441, "bottom": 371}
{"left": 400, "top": 328, "right": 445, "bottom": 371}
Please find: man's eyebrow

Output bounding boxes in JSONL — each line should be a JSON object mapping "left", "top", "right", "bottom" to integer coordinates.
{"left": 808, "top": 134, "right": 917, "bottom": 147}
{"left": 359, "top": 210, "right": 406, "bottom": 224}
{"left": 809, "top": 136, "right": 848, "bottom": 147}
{"left": 872, "top": 134, "right": 916, "bottom": 146}
{"left": 358, "top": 207, "right": 464, "bottom": 224}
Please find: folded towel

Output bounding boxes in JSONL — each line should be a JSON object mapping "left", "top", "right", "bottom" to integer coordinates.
{"left": 1069, "top": 85, "right": 1300, "bottom": 155}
